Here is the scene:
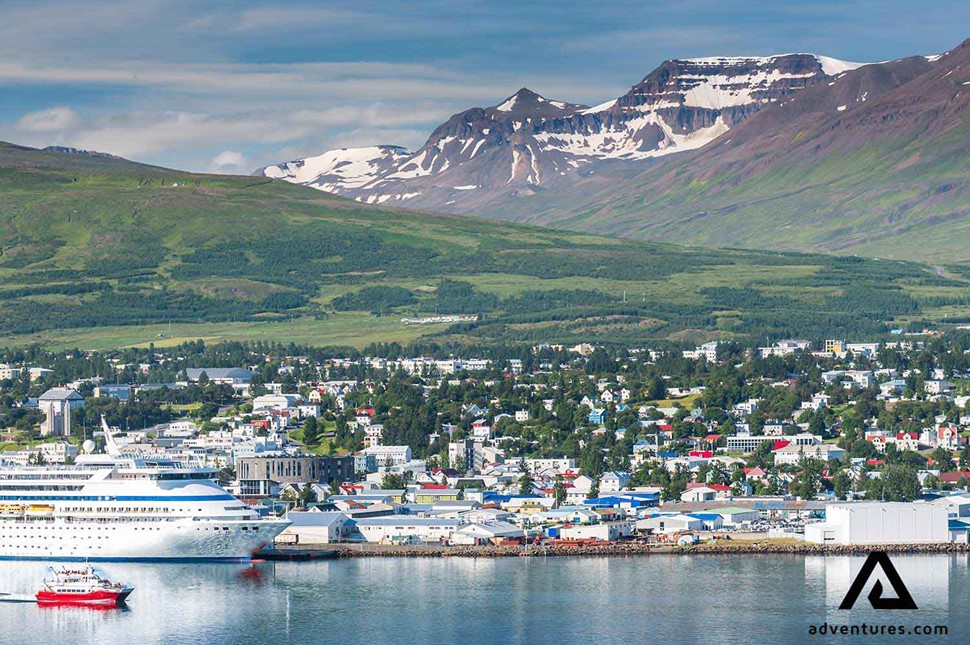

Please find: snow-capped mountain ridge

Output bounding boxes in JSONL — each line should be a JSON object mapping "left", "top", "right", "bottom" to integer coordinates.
{"left": 257, "top": 52, "right": 873, "bottom": 208}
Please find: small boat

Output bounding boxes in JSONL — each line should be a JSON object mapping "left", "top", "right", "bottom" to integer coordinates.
{"left": 36, "top": 565, "right": 133, "bottom": 607}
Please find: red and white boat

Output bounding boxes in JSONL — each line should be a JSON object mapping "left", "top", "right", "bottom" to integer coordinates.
{"left": 36, "top": 565, "right": 133, "bottom": 607}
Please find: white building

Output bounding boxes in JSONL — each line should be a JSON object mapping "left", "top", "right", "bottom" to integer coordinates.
{"left": 523, "top": 457, "right": 576, "bottom": 474}
{"left": 28, "top": 367, "right": 54, "bottom": 381}
{"left": 773, "top": 443, "right": 846, "bottom": 465}
{"left": 363, "top": 424, "right": 384, "bottom": 448}
{"left": 280, "top": 511, "right": 353, "bottom": 544}
{"left": 727, "top": 433, "right": 821, "bottom": 454}
{"left": 354, "top": 517, "right": 461, "bottom": 544}
{"left": 683, "top": 342, "right": 718, "bottom": 362}
{"left": 363, "top": 445, "right": 412, "bottom": 468}
{"left": 636, "top": 514, "right": 703, "bottom": 535}
{"left": 0, "top": 364, "right": 22, "bottom": 380}
{"left": 925, "top": 380, "right": 953, "bottom": 395}
{"left": 805, "top": 503, "right": 948, "bottom": 545}
{"left": 451, "top": 522, "right": 525, "bottom": 545}
{"left": 252, "top": 393, "right": 302, "bottom": 411}
{"left": 560, "top": 521, "right": 634, "bottom": 542}
{"left": 758, "top": 340, "right": 812, "bottom": 358}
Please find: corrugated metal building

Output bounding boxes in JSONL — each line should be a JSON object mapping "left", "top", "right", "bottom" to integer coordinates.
{"left": 805, "top": 502, "right": 948, "bottom": 545}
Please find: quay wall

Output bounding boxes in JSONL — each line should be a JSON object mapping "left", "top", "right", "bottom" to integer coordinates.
{"left": 318, "top": 541, "right": 970, "bottom": 558}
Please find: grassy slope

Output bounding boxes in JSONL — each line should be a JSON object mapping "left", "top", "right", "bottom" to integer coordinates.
{"left": 488, "top": 48, "right": 970, "bottom": 264}
{"left": 604, "top": 123, "right": 970, "bottom": 260}
{"left": 0, "top": 142, "right": 967, "bottom": 350}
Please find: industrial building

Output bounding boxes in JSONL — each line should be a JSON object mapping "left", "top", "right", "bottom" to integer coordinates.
{"left": 805, "top": 502, "right": 948, "bottom": 545}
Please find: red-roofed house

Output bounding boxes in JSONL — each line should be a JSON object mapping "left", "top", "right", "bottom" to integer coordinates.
{"left": 939, "top": 472, "right": 970, "bottom": 485}
{"left": 895, "top": 432, "right": 920, "bottom": 452}
{"left": 743, "top": 466, "right": 767, "bottom": 482}
{"left": 921, "top": 425, "right": 961, "bottom": 450}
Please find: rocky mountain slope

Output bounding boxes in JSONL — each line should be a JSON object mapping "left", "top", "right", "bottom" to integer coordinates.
{"left": 517, "top": 41, "right": 970, "bottom": 261}
{"left": 259, "top": 38, "right": 970, "bottom": 261}
{"left": 258, "top": 53, "right": 860, "bottom": 207}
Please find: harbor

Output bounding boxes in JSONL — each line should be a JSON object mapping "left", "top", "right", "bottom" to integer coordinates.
{"left": 260, "top": 539, "right": 970, "bottom": 559}
{"left": 0, "top": 555, "right": 964, "bottom": 644}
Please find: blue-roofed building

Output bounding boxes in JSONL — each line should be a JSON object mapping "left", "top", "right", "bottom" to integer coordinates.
{"left": 588, "top": 408, "right": 607, "bottom": 425}
{"left": 687, "top": 513, "right": 724, "bottom": 530}
{"left": 583, "top": 492, "right": 659, "bottom": 510}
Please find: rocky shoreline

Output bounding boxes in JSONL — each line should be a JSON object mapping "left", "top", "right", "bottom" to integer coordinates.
{"left": 323, "top": 541, "right": 970, "bottom": 559}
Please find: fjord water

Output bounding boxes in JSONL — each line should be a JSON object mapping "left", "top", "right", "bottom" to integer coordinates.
{"left": 0, "top": 555, "right": 964, "bottom": 644}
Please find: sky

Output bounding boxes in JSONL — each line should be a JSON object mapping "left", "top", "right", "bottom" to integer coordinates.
{"left": 0, "top": 0, "right": 966, "bottom": 174}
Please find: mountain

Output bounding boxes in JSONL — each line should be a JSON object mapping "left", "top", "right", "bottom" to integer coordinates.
{"left": 1, "top": 140, "right": 964, "bottom": 351}
{"left": 258, "top": 39, "right": 970, "bottom": 262}
{"left": 518, "top": 41, "right": 970, "bottom": 261}
{"left": 257, "top": 53, "right": 856, "bottom": 206}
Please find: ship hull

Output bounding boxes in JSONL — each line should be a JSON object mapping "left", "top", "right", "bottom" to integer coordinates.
{"left": 0, "top": 518, "right": 289, "bottom": 561}
{"left": 36, "top": 588, "right": 133, "bottom": 606}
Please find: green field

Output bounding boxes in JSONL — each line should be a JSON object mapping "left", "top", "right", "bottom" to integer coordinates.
{"left": 1, "top": 141, "right": 968, "bottom": 350}
{"left": 0, "top": 313, "right": 449, "bottom": 352}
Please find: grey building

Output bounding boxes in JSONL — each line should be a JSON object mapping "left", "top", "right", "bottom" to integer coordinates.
{"left": 237, "top": 455, "right": 354, "bottom": 497}
{"left": 184, "top": 368, "right": 253, "bottom": 385}
{"left": 38, "top": 388, "right": 85, "bottom": 437}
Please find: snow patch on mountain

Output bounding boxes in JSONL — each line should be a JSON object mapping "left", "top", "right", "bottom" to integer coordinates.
{"left": 814, "top": 55, "right": 866, "bottom": 75}
{"left": 260, "top": 50, "right": 875, "bottom": 207}
{"left": 259, "top": 145, "right": 410, "bottom": 191}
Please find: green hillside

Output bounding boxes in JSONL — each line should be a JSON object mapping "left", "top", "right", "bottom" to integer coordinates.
{"left": 487, "top": 42, "right": 970, "bottom": 264}
{"left": 0, "top": 142, "right": 967, "bottom": 351}
{"left": 524, "top": 121, "right": 970, "bottom": 262}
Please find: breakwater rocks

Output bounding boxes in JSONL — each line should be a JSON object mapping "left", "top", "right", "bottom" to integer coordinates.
{"left": 326, "top": 541, "right": 970, "bottom": 559}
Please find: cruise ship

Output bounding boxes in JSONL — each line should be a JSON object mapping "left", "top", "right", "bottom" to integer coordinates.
{"left": 0, "top": 419, "right": 289, "bottom": 561}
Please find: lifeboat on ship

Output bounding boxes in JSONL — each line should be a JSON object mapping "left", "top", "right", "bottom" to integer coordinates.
{"left": 0, "top": 504, "right": 24, "bottom": 517}
{"left": 25, "top": 504, "right": 55, "bottom": 518}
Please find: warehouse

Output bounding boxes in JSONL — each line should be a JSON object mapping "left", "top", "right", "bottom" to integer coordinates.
{"left": 804, "top": 502, "right": 948, "bottom": 545}
{"left": 560, "top": 521, "right": 634, "bottom": 541}
{"left": 354, "top": 517, "right": 461, "bottom": 544}
{"left": 636, "top": 513, "right": 703, "bottom": 535}
{"left": 280, "top": 511, "right": 353, "bottom": 544}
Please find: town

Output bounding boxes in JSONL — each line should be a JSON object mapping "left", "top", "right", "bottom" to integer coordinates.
{"left": 3, "top": 332, "right": 970, "bottom": 551}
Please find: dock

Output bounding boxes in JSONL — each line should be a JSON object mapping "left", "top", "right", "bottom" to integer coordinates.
{"left": 255, "top": 547, "right": 340, "bottom": 561}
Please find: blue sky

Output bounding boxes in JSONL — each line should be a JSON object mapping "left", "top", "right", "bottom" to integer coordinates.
{"left": 0, "top": 0, "right": 966, "bottom": 173}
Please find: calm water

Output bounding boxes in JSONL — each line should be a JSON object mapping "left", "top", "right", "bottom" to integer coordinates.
{"left": 0, "top": 554, "right": 966, "bottom": 644}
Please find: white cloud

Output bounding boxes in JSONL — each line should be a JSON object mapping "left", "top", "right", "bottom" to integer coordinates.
{"left": 6, "top": 110, "right": 311, "bottom": 159}
{"left": 231, "top": 6, "right": 364, "bottom": 32}
{"left": 15, "top": 106, "right": 81, "bottom": 132}
{"left": 210, "top": 150, "right": 247, "bottom": 173}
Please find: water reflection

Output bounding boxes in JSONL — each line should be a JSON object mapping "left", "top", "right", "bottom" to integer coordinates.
{"left": 0, "top": 556, "right": 965, "bottom": 645}
{"left": 807, "top": 554, "right": 949, "bottom": 612}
